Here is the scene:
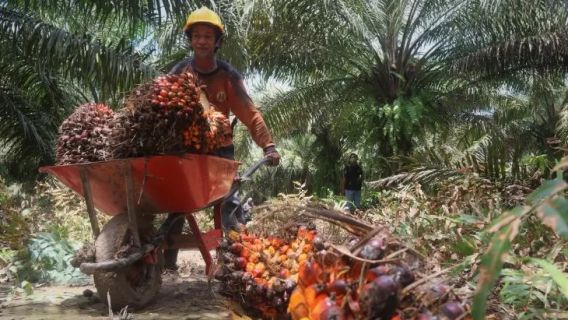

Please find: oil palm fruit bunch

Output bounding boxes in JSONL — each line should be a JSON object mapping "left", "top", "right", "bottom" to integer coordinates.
{"left": 288, "top": 240, "right": 467, "bottom": 320}
{"left": 56, "top": 103, "right": 114, "bottom": 164}
{"left": 217, "top": 225, "right": 317, "bottom": 319}
{"left": 200, "top": 110, "right": 232, "bottom": 153}
{"left": 148, "top": 72, "right": 200, "bottom": 112}
{"left": 108, "top": 72, "right": 230, "bottom": 158}
{"left": 219, "top": 225, "right": 468, "bottom": 320}
{"left": 287, "top": 239, "right": 408, "bottom": 320}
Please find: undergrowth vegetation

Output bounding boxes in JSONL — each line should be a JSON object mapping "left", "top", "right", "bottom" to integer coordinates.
{"left": 1, "top": 161, "right": 567, "bottom": 318}
{"left": 0, "top": 178, "right": 105, "bottom": 289}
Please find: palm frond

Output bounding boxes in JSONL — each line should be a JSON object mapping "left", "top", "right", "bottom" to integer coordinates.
{"left": 1, "top": 7, "right": 160, "bottom": 98}
{"left": 449, "top": 0, "right": 568, "bottom": 76}
{"left": 367, "top": 166, "right": 463, "bottom": 189}
{"left": 260, "top": 77, "right": 364, "bottom": 137}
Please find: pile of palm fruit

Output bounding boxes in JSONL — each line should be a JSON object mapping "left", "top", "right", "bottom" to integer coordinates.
{"left": 217, "top": 221, "right": 468, "bottom": 320}
{"left": 55, "top": 103, "right": 115, "bottom": 164}
{"left": 217, "top": 225, "right": 318, "bottom": 318}
{"left": 55, "top": 72, "right": 232, "bottom": 164}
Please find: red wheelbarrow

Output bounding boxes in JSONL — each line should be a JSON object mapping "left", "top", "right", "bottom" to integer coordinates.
{"left": 39, "top": 154, "right": 267, "bottom": 309}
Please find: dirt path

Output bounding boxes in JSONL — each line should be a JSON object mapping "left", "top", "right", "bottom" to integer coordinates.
{"left": 0, "top": 250, "right": 245, "bottom": 320}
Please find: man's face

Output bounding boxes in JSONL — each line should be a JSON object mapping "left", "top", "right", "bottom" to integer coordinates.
{"left": 349, "top": 155, "right": 358, "bottom": 164}
{"left": 190, "top": 24, "right": 219, "bottom": 59}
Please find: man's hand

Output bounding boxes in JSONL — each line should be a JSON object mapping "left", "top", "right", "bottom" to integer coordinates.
{"left": 263, "top": 145, "right": 281, "bottom": 166}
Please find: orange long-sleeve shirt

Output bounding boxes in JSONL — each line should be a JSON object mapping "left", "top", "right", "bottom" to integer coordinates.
{"left": 169, "top": 59, "right": 274, "bottom": 149}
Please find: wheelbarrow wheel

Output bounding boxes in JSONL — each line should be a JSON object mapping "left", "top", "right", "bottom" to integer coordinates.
{"left": 93, "top": 214, "right": 162, "bottom": 310}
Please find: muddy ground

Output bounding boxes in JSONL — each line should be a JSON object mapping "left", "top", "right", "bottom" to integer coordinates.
{"left": 0, "top": 250, "right": 247, "bottom": 320}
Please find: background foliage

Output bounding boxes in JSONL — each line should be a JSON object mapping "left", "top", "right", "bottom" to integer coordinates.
{"left": 2, "top": 0, "right": 568, "bottom": 317}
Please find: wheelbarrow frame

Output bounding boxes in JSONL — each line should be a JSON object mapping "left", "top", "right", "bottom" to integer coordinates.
{"left": 40, "top": 155, "right": 267, "bottom": 276}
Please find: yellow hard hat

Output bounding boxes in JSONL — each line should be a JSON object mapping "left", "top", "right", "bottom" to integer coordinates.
{"left": 183, "top": 6, "right": 224, "bottom": 34}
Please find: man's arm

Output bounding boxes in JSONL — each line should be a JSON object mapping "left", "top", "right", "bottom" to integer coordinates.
{"left": 228, "top": 79, "right": 274, "bottom": 147}
{"left": 228, "top": 78, "right": 280, "bottom": 164}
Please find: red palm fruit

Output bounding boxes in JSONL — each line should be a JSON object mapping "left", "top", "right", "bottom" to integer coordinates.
{"left": 240, "top": 247, "right": 250, "bottom": 259}
{"left": 326, "top": 279, "right": 348, "bottom": 295}
{"left": 359, "top": 237, "right": 386, "bottom": 260}
{"left": 313, "top": 236, "right": 325, "bottom": 251}
{"left": 255, "top": 283, "right": 266, "bottom": 297}
{"left": 273, "top": 296, "right": 285, "bottom": 313}
{"left": 393, "top": 265, "right": 415, "bottom": 288}
{"left": 253, "top": 262, "right": 266, "bottom": 275}
{"left": 272, "top": 279, "right": 285, "bottom": 294}
{"left": 349, "top": 261, "right": 364, "bottom": 279}
{"left": 242, "top": 272, "right": 253, "bottom": 285}
{"left": 360, "top": 275, "right": 399, "bottom": 320}
{"left": 285, "top": 278, "right": 297, "bottom": 294}
{"left": 416, "top": 313, "right": 435, "bottom": 320}
{"left": 235, "top": 257, "right": 247, "bottom": 270}
{"left": 366, "top": 265, "right": 390, "bottom": 282}
{"left": 304, "top": 283, "right": 327, "bottom": 309}
{"left": 230, "top": 243, "right": 243, "bottom": 254}
{"left": 440, "top": 301, "right": 465, "bottom": 320}
{"left": 310, "top": 296, "right": 343, "bottom": 320}
{"left": 297, "top": 226, "right": 308, "bottom": 238}
{"left": 280, "top": 268, "right": 291, "bottom": 279}
{"left": 230, "top": 270, "right": 244, "bottom": 281}
{"left": 298, "top": 259, "right": 322, "bottom": 288}
{"left": 288, "top": 287, "right": 309, "bottom": 320}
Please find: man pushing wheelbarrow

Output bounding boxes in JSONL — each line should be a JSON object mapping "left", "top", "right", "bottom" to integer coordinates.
{"left": 40, "top": 6, "right": 280, "bottom": 310}
{"left": 163, "top": 6, "right": 280, "bottom": 272}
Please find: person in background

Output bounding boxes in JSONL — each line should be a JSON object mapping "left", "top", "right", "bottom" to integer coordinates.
{"left": 163, "top": 6, "right": 281, "bottom": 271}
{"left": 340, "top": 153, "right": 363, "bottom": 212}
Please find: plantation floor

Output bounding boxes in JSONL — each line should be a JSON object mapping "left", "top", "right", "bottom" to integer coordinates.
{"left": 0, "top": 250, "right": 247, "bottom": 320}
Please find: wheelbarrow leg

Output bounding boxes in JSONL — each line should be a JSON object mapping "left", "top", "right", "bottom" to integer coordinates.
{"left": 213, "top": 204, "right": 222, "bottom": 231}
{"left": 79, "top": 167, "right": 100, "bottom": 238}
{"left": 185, "top": 210, "right": 223, "bottom": 276}
{"left": 124, "top": 161, "right": 141, "bottom": 248}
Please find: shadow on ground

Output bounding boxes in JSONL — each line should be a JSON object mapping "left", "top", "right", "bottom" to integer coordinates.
{"left": 0, "top": 250, "right": 237, "bottom": 320}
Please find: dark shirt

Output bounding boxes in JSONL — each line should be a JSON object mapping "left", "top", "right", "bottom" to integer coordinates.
{"left": 344, "top": 164, "right": 363, "bottom": 191}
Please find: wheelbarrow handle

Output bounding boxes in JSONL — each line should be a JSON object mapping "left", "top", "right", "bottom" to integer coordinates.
{"left": 240, "top": 157, "right": 270, "bottom": 181}
{"left": 224, "top": 157, "right": 269, "bottom": 200}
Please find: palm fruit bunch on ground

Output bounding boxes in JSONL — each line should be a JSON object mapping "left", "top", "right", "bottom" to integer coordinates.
{"left": 55, "top": 103, "right": 114, "bottom": 164}
{"left": 216, "top": 225, "right": 318, "bottom": 319}
{"left": 107, "top": 72, "right": 231, "bottom": 158}
{"left": 219, "top": 225, "right": 468, "bottom": 320}
{"left": 287, "top": 241, "right": 467, "bottom": 320}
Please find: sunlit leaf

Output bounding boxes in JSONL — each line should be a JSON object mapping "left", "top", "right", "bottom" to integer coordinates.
{"left": 472, "top": 219, "right": 520, "bottom": 320}
{"left": 537, "top": 197, "right": 568, "bottom": 239}
{"left": 530, "top": 258, "right": 568, "bottom": 299}
{"left": 526, "top": 176, "right": 568, "bottom": 205}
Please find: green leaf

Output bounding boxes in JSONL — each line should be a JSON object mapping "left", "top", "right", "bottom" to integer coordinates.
{"left": 530, "top": 258, "right": 568, "bottom": 299}
{"left": 537, "top": 197, "right": 568, "bottom": 239}
{"left": 451, "top": 237, "right": 476, "bottom": 256}
{"left": 20, "top": 280, "right": 33, "bottom": 295}
{"left": 526, "top": 176, "right": 568, "bottom": 205}
{"left": 472, "top": 221, "right": 519, "bottom": 320}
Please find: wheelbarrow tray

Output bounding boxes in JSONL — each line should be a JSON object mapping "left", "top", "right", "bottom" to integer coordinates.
{"left": 39, "top": 154, "right": 239, "bottom": 216}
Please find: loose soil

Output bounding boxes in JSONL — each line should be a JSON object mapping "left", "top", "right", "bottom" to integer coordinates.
{"left": 0, "top": 250, "right": 246, "bottom": 320}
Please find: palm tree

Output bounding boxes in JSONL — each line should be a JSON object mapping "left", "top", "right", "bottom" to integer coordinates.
{"left": 240, "top": 0, "right": 568, "bottom": 184}
{"left": 0, "top": 0, "right": 251, "bottom": 182}
{"left": 449, "top": 0, "right": 568, "bottom": 78}
{"left": 246, "top": 0, "right": 470, "bottom": 157}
